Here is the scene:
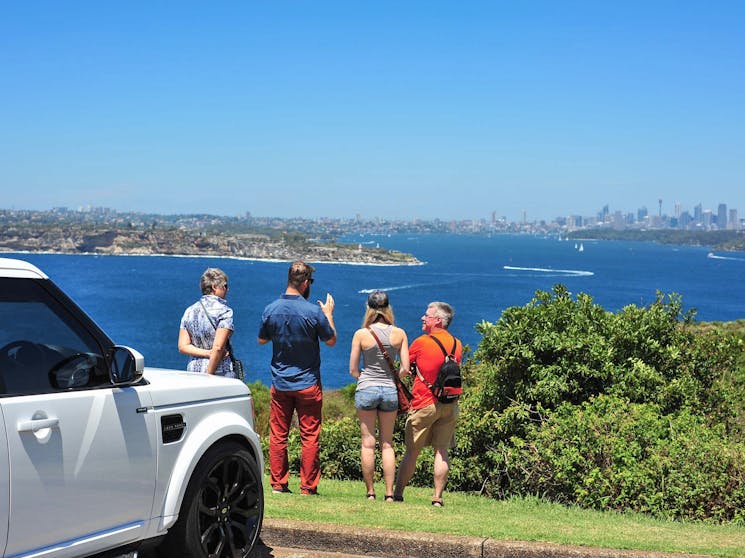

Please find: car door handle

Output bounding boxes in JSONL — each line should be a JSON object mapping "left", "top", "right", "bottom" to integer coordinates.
{"left": 17, "top": 417, "right": 60, "bottom": 432}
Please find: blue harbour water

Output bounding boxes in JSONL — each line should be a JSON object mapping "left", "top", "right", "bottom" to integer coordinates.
{"left": 9, "top": 234, "right": 745, "bottom": 389}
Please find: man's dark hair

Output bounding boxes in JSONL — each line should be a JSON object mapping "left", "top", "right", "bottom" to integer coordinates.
{"left": 288, "top": 260, "right": 315, "bottom": 290}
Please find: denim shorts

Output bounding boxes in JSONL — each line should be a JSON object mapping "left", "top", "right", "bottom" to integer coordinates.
{"left": 354, "top": 386, "right": 398, "bottom": 412}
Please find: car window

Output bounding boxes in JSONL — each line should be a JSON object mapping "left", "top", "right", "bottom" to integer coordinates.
{"left": 0, "top": 277, "right": 108, "bottom": 395}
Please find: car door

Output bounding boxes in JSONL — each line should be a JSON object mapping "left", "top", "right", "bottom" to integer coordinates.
{"left": 2, "top": 387, "right": 157, "bottom": 557}
{"left": 0, "top": 277, "right": 158, "bottom": 557}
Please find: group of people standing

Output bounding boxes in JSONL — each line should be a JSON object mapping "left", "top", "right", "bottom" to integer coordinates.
{"left": 178, "top": 260, "right": 462, "bottom": 506}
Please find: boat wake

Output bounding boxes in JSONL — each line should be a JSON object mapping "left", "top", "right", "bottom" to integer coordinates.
{"left": 503, "top": 265, "right": 594, "bottom": 277}
{"left": 358, "top": 283, "right": 429, "bottom": 294}
{"left": 707, "top": 252, "right": 745, "bottom": 262}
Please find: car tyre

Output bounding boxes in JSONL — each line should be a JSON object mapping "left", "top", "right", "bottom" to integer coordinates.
{"left": 161, "top": 441, "right": 263, "bottom": 558}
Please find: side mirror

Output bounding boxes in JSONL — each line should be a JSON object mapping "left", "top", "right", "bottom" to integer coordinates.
{"left": 110, "top": 346, "right": 145, "bottom": 385}
{"left": 49, "top": 353, "right": 95, "bottom": 389}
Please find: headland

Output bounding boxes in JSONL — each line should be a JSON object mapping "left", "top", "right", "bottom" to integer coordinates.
{"left": 0, "top": 225, "right": 421, "bottom": 265}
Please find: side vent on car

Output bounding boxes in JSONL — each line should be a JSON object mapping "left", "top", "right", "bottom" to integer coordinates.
{"left": 161, "top": 414, "right": 186, "bottom": 444}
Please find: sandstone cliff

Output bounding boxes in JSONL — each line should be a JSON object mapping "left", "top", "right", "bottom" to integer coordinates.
{"left": 0, "top": 227, "right": 421, "bottom": 265}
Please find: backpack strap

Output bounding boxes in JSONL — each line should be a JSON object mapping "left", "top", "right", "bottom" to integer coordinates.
{"left": 414, "top": 334, "right": 456, "bottom": 389}
{"left": 428, "top": 334, "right": 456, "bottom": 359}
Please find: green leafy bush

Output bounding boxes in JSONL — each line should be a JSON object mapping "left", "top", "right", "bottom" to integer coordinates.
{"left": 318, "top": 417, "right": 362, "bottom": 479}
{"left": 510, "top": 395, "right": 745, "bottom": 522}
{"left": 451, "top": 286, "right": 745, "bottom": 521}
{"left": 247, "top": 380, "right": 270, "bottom": 439}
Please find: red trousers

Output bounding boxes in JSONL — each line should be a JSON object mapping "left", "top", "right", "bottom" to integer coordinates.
{"left": 269, "top": 384, "right": 323, "bottom": 493}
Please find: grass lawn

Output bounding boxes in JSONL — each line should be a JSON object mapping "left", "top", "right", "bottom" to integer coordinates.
{"left": 263, "top": 476, "right": 745, "bottom": 557}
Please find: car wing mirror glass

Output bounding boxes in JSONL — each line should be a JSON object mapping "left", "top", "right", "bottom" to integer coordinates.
{"left": 110, "top": 346, "right": 144, "bottom": 385}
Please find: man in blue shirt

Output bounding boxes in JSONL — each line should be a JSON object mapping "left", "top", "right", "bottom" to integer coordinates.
{"left": 258, "top": 261, "right": 336, "bottom": 495}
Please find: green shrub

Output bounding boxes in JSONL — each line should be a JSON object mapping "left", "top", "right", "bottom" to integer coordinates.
{"left": 318, "top": 417, "right": 362, "bottom": 479}
{"left": 509, "top": 395, "right": 745, "bottom": 523}
{"left": 450, "top": 286, "right": 745, "bottom": 521}
{"left": 323, "top": 384, "right": 357, "bottom": 422}
{"left": 248, "top": 380, "right": 270, "bottom": 439}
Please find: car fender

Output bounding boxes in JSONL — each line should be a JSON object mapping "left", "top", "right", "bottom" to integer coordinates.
{"left": 157, "top": 409, "right": 262, "bottom": 532}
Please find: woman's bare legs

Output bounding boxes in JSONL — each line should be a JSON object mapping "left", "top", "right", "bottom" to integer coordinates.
{"left": 357, "top": 409, "right": 378, "bottom": 496}
{"left": 378, "top": 409, "right": 397, "bottom": 498}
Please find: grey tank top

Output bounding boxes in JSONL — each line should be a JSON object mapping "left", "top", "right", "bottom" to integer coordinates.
{"left": 357, "top": 324, "right": 398, "bottom": 390}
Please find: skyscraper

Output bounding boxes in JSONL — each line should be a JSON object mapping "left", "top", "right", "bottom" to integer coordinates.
{"left": 729, "top": 209, "right": 739, "bottom": 230}
{"left": 718, "top": 203, "right": 728, "bottom": 230}
{"left": 694, "top": 203, "right": 703, "bottom": 224}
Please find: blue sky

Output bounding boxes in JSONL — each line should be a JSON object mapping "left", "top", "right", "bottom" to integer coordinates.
{"left": 2, "top": 1, "right": 744, "bottom": 222}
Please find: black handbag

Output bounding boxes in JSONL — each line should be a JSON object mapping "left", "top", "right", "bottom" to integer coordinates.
{"left": 229, "top": 354, "right": 245, "bottom": 381}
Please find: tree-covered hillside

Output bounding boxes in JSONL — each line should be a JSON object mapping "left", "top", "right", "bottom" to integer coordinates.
{"left": 568, "top": 228, "right": 745, "bottom": 251}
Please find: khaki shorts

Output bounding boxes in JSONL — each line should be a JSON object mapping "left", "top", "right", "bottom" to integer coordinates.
{"left": 405, "top": 402, "right": 458, "bottom": 451}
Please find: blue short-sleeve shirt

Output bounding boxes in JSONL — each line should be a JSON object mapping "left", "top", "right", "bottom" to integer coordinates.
{"left": 258, "top": 294, "right": 335, "bottom": 391}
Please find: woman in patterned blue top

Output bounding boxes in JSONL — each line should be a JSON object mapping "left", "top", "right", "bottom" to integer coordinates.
{"left": 178, "top": 267, "right": 236, "bottom": 377}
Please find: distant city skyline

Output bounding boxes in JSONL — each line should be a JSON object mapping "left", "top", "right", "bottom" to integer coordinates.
{"left": 2, "top": 2, "right": 744, "bottom": 222}
{"left": 514, "top": 199, "right": 741, "bottom": 227}
{"left": 4, "top": 197, "right": 742, "bottom": 233}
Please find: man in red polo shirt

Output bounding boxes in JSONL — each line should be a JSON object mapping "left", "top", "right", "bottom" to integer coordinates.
{"left": 393, "top": 301, "right": 462, "bottom": 507}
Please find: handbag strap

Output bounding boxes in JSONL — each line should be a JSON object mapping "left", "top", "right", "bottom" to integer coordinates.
{"left": 198, "top": 299, "right": 218, "bottom": 330}
{"left": 367, "top": 326, "right": 401, "bottom": 385}
{"left": 198, "top": 299, "right": 235, "bottom": 358}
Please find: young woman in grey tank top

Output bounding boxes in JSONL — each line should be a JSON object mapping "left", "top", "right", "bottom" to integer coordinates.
{"left": 349, "top": 290, "right": 410, "bottom": 501}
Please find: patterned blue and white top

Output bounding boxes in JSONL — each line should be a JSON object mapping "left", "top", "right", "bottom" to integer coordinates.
{"left": 179, "top": 294, "right": 235, "bottom": 377}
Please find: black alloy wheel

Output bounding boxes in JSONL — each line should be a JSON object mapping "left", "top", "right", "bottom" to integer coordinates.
{"left": 162, "top": 441, "right": 263, "bottom": 558}
{"left": 197, "top": 452, "right": 263, "bottom": 557}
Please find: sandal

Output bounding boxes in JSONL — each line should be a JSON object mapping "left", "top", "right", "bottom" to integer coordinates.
{"left": 431, "top": 498, "right": 444, "bottom": 507}
{"left": 366, "top": 492, "right": 376, "bottom": 500}
{"left": 384, "top": 495, "right": 395, "bottom": 502}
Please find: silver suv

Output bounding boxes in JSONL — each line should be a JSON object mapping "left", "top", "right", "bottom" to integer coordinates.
{"left": 0, "top": 258, "right": 263, "bottom": 558}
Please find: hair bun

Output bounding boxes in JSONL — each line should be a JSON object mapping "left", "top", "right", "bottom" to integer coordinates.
{"left": 367, "top": 290, "right": 389, "bottom": 310}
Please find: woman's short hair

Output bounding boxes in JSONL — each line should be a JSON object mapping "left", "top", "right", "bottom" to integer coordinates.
{"left": 428, "top": 301, "right": 454, "bottom": 328}
{"left": 362, "top": 290, "right": 395, "bottom": 327}
{"left": 201, "top": 268, "right": 228, "bottom": 295}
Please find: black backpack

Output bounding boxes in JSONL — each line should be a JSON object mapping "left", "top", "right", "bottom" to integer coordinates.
{"left": 416, "top": 335, "right": 462, "bottom": 403}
